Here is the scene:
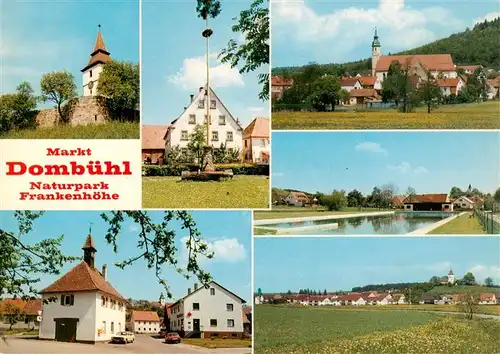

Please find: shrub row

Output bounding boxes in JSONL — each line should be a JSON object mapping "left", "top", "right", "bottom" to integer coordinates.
{"left": 143, "top": 163, "right": 269, "bottom": 176}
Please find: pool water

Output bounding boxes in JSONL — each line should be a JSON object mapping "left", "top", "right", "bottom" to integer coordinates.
{"left": 263, "top": 213, "right": 452, "bottom": 235}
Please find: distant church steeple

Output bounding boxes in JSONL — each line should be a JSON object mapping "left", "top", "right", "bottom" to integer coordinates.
{"left": 81, "top": 25, "right": 111, "bottom": 96}
{"left": 82, "top": 233, "right": 97, "bottom": 269}
{"left": 371, "top": 28, "right": 381, "bottom": 76}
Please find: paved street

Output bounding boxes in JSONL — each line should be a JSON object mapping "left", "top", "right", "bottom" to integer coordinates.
{"left": 0, "top": 335, "right": 251, "bottom": 354}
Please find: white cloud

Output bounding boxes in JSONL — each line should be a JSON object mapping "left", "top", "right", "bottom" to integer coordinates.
{"left": 474, "top": 12, "right": 500, "bottom": 25}
{"left": 272, "top": 0, "right": 464, "bottom": 58}
{"left": 167, "top": 53, "right": 244, "bottom": 90}
{"left": 180, "top": 236, "right": 246, "bottom": 264}
{"left": 467, "top": 264, "right": 500, "bottom": 283}
{"left": 355, "top": 142, "right": 387, "bottom": 155}
{"left": 388, "top": 161, "right": 428, "bottom": 174}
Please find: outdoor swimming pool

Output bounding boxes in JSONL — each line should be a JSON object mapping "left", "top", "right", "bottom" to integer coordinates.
{"left": 258, "top": 212, "right": 454, "bottom": 235}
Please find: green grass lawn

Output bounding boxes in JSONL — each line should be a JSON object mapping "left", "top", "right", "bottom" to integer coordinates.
{"left": 182, "top": 338, "right": 252, "bottom": 348}
{"left": 255, "top": 305, "right": 500, "bottom": 354}
{"left": 428, "top": 212, "right": 486, "bottom": 234}
{"left": 272, "top": 101, "right": 500, "bottom": 130}
{"left": 254, "top": 207, "right": 392, "bottom": 220}
{"left": 1, "top": 121, "right": 139, "bottom": 139}
{"left": 255, "top": 305, "right": 441, "bottom": 353}
{"left": 310, "top": 303, "right": 500, "bottom": 315}
{"left": 142, "top": 175, "right": 269, "bottom": 208}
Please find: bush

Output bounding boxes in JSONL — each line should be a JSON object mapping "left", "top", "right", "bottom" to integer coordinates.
{"left": 143, "top": 163, "right": 269, "bottom": 177}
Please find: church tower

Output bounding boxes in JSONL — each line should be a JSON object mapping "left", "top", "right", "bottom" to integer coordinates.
{"left": 448, "top": 269, "right": 455, "bottom": 284}
{"left": 371, "top": 29, "right": 381, "bottom": 76}
{"left": 82, "top": 233, "right": 97, "bottom": 269}
{"left": 81, "top": 25, "right": 111, "bottom": 96}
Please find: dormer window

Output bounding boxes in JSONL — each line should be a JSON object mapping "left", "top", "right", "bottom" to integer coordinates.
{"left": 61, "top": 294, "right": 74, "bottom": 306}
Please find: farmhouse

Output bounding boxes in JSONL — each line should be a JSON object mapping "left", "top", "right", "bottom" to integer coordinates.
{"left": 0, "top": 298, "right": 42, "bottom": 329}
{"left": 243, "top": 117, "right": 270, "bottom": 164}
{"left": 479, "top": 293, "right": 497, "bottom": 305}
{"left": 453, "top": 196, "right": 476, "bottom": 210}
{"left": 39, "top": 234, "right": 127, "bottom": 343}
{"left": 402, "top": 193, "right": 453, "bottom": 212}
{"left": 356, "top": 75, "right": 382, "bottom": 90}
{"left": 339, "top": 77, "right": 362, "bottom": 91}
{"left": 392, "top": 195, "right": 406, "bottom": 208}
{"left": 168, "top": 281, "right": 246, "bottom": 339}
{"left": 129, "top": 310, "right": 160, "bottom": 334}
{"left": 165, "top": 86, "right": 243, "bottom": 153}
{"left": 141, "top": 125, "right": 168, "bottom": 164}
{"left": 349, "top": 88, "right": 381, "bottom": 105}
{"left": 284, "top": 191, "right": 310, "bottom": 207}
{"left": 437, "top": 78, "right": 465, "bottom": 96}
{"left": 487, "top": 77, "right": 500, "bottom": 99}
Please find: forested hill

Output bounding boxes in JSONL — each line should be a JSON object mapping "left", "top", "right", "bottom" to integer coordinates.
{"left": 273, "top": 17, "right": 500, "bottom": 75}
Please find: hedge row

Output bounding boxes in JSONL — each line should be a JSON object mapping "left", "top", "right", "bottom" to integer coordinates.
{"left": 143, "top": 163, "right": 269, "bottom": 176}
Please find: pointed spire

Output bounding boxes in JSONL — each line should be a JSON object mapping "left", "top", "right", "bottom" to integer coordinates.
{"left": 82, "top": 233, "right": 96, "bottom": 251}
{"left": 93, "top": 24, "right": 108, "bottom": 53}
{"left": 82, "top": 24, "right": 111, "bottom": 72}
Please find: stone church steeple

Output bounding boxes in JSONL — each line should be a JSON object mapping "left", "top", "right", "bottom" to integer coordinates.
{"left": 371, "top": 28, "right": 381, "bottom": 76}
{"left": 81, "top": 25, "right": 111, "bottom": 96}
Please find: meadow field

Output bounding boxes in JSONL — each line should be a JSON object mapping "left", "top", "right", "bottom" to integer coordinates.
{"left": 272, "top": 101, "right": 500, "bottom": 130}
{"left": 428, "top": 212, "right": 486, "bottom": 234}
{"left": 1, "top": 121, "right": 140, "bottom": 139}
{"left": 255, "top": 305, "right": 500, "bottom": 354}
{"left": 142, "top": 175, "right": 269, "bottom": 208}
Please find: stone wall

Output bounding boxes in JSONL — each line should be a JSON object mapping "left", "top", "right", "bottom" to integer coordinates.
{"left": 35, "top": 96, "right": 110, "bottom": 128}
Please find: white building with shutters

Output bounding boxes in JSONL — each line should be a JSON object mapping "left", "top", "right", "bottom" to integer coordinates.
{"left": 165, "top": 86, "right": 244, "bottom": 154}
{"left": 168, "top": 281, "right": 246, "bottom": 338}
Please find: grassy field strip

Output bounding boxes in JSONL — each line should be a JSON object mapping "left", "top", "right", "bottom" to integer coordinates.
{"left": 182, "top": 338, "right": 252, "bottom": 348}
{"left": 142, "top": 175, "right": 269, "bottom": 209}
{"left": 407, "top": 212, "right": 464, "bottom": 235}
{"left": 1, "top": 121, "right": 140, "bottom": 139}
{"left": 254, "top": 211, "right": 394, "bottom": 225}
{"left": 428, "top": 212, "right": 487, "bottom": 234}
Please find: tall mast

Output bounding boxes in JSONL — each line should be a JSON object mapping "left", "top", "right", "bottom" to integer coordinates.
{"left": 205, "top": 16, "right": 210, "bottom": 146}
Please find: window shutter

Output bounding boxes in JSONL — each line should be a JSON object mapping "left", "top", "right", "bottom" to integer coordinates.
{"left": 70, "top": 294, "right": 74, "bottom": 305}
{"left": 61, "top": 295, "right": 64, "bottom": 305}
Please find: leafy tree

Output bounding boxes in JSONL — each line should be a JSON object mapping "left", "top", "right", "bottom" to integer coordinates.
{"left": 308, "top": 75, "right": 341, "bottom": 112}
{"left": 339, "top": 89, "right": 350, "bottom": 105}
{"left": 449, "top": 186, "right": 465, "bottom": 199}
{"left": 219, "top": 0, "right": 269, "bottom": 101}
{"left": 258, "top": 288, "right": 263, "bottom": 296}
{"left": 406, "top": 186, "right": 417, "bottom": 202}
{"left": 417, "top": 72, "right": 441, "bottom": 113}
{"left": 2, "top": 302, "right": 25, "bottom": 330}
{"left": 0, "top": 94, "right": 14, "bottom": 132}
{"left": 462, "top": 272, "right": 476, "bottom": 286}
{"left": 429, "top": 276, "right": 441, "bottom": 285}
{"left": 100, "top": 211, "right": 214, "bottom": 298}
{"left": 494, "top": 188, "right": 500, "bottom": 202}
{"left": 0, "top": 82, "right": 38, "bottom": 132}
{"left": 0, "top": 212, "right": 79, "bottom": 299}
{"left": 98, "top": 60, "right": 140, "bottom": 121}
{"left": 347, "top": 189, "right": 364, "bottom": 208}
{"left": 320, "top": 190, "right": 347, "bottom": 211}
{"left": 380, "top": 183, "right": 397, "bottom": 208}
{"left": 40, "top": 71, "right": 77, "bottom": 123}
{"left": 187, "top": 124, "right": 207, "bottom": 168}
{"left": 484, "top": 277, "right": 494, "bottom": 287}
{"left": 458, "top": 289, "right": 480, "bottom": 320}
{"left": 287, "top": 290, "right": 292, "bottom": 295}
{"left": 196, "top": 0, "right": 221, "bottom": 19}
{"left": 323, "top": 289, "right": 327, "bottom": 295}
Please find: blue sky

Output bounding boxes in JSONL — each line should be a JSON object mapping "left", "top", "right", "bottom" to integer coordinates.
{"left": 272, "top": 131, "right": 499, "bottom": 196}
{"left": 255, "top": 237, "right": 500, "bottom": 292}
{"left": 0, "top": 211, "right": 251, "bottom": 302}
{"left": 272, "top": 0, "right": 500, "bottom": 67}
{"left": 142, "top": 0, "right": 269, "bottom": 127}
{"left": 1, "top": 0, "right": 139, "bottom": 106}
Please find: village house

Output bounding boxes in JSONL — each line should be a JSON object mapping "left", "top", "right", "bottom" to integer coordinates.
{"left": 284, "top": 191, "right": 310, "bottom": 207}
{"left": 487, "top": 77, "right": 500, "bottom": 99}
{"left": 271, "top": 76, "right": 294, "bottom": 100}
{"left": 39, "top": 234, "right": 127, "bottom": 344}
{"left": 356, "top": 74, "right": 382, "bottom": 90}
{"left": 0, "top": 298, "right": 42, "bottom": 330}
{"left": 390, "top": 294, "right": 406, "bottom": 305}
{"left": 419, "top": 294, "right": 439, "bottom": 305}
{"left": 129, "top": 310, "right": 160, "bottom": 334}
{"left": 402, "top": 193, "right": 454, "bottom": 212}
{"left": 168, "top": 281, "right": 246, "bottom": 339}
{"left": 242, "top": 306, "right": 251, "bottom": 335}
{"left": 437, "top": 77, "right": 465, "bottom": 96}
{"left": 141, "top": 125, "right": 169, "bottom": 164}
{"left": 453, "top": 196, "right": 476, "bottom": 210}
{"left": 479, "top": 293, "right": 497, "bottom": 305}
{"left": 349, "top": 88, "right": 382, "bottom": 105}
{"left": 165, "top": 86, "right": 243, "bottom": 155}
{"left": 339, "top": 77, "right": 362, "bottom": 92}
{"left": 456, "top": 65, "right": 482, "bottom": 75}
{"left": 392, "top": 195, "right": 406, "bottom": 209}
{"left": 243, "top": 117, "right": 270, "bottom": 164}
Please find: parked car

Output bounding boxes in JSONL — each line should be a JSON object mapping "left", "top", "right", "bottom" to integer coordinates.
{"left": 165, "top": 332, "right": 181, "bottom": 344}
{"left": 111, "top": 331, "right": 135, "bottom": 344}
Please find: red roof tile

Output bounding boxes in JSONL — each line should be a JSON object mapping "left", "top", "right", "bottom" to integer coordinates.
{"left": 83, "top": 234, "right": 96, "bottom": 250}
{"left": 457, "top": 65, "right": 480, "bottom": 72}
{"left": 272, "top": 76, "right": 294, "bottom": 86}
{"left": 131, "top": 310, "right": 160, "bottom": 322}
{"left": 350, "top": 89, "right": 379, "bottom": 98}
{"left": 142, "top": 125, "right": 169, "bottom": 150}
{"left": 243, "top": 117, "right": 269, "bottom": 139}
{"left": 358, "top": 76, "right": 377, "bottom": 86}
{"left": 339, "top": 78, "right": 360, "bottom": 86}
{"left": 375, "top": 54, "right": 455, "bottom": 72}
{"left": 403, "top": 194, "right": 449, "bottom": 203}
{"left": 437, "top": 78, "right": 460, "bottom": 87}
{"left": 480, "top": 293, "right": 496, "bottom": 301}
{"left": 40, "top": 261, "right": 126, "bottom": 302}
